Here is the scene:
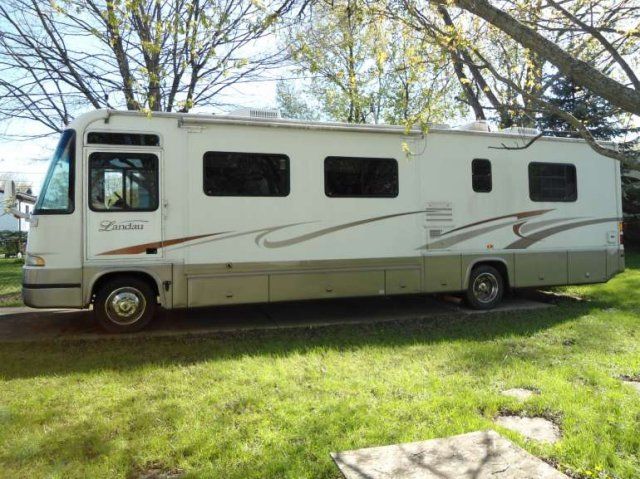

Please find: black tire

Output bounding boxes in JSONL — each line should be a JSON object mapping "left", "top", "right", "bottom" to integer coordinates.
{"left": 94, "top": 276, "right": 157, "bottom": 333}
{"left": 465, "top": 265, "right": 504, "bottom": 310}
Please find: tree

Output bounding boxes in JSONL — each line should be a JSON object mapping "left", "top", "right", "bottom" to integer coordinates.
{"left": 399, "top": 0, "right": 640, "bottom": 165}
{"left": 379, "top": 18, "right": 462, "bottom": 125}
{"left": 283, "top": 0, "right": 460, "bottom": 125}
{"left": 275, "top": 80, "right": 319, "bottom": 121}
{"left": 538, "top": 77, "right": 627, "bottom": 140}
{"left": 0, "top": 0, "right": 298, "bottom": 133}
{"left": 285, "top": 0, "right": 378, "bottom": 123}
{"left": 422, "top": 0, "right": 640, "bottom": 116}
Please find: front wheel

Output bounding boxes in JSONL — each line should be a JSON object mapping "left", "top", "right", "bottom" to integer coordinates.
{"left": 94, "top": 276, "right": 157, "bottom": 333}
{"left": 465, "top": 265, "right": 504, "bottom": 310}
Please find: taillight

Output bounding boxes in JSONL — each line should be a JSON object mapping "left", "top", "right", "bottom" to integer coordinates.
{"left": 619, "top": 221, "right": 624, "bottom": 245}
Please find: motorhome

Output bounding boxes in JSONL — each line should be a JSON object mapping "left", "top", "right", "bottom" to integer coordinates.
{"left": 5, "top": 109, "right": 624, "bottom": 332}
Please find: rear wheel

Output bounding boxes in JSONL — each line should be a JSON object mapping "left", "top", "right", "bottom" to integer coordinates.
{"left": 94, "top": 276, "right": 157, "bottom": 333}
{"left": 465, "top": 265, "right": 504, "bottom": 310}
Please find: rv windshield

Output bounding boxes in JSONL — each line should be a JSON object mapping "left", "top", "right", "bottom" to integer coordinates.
{"left": 34, "top": 130, "right": 76, "bottom": 214}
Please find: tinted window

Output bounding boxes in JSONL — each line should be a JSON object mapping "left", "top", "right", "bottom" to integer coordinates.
{"left": 87, "top": 132, "right": 160, "bottom": 146}
{"left": 203, "top": 152, "right": 290, "bottom": 197}
{"left": 89, "top": 152, "right": 159, "bottom": 211}
{"left": 472, "top": 159, "right": 492, "bottom": 192}
{"left": 529, "top": 162, "right": 577, "bottom": 202}
{"left": 324, "top": 156, "right": 398, "bottom": 198}
{"left": 34, "top": 130, "right": 75, "bottom": 214}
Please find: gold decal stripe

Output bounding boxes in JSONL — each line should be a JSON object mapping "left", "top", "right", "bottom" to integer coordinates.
{"left": 97, "top": 233, "right": 227, "bottom": 256}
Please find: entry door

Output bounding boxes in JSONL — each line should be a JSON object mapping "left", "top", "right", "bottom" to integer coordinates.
{"left": 85, "top": 148, "right": 163, "bottom": 260}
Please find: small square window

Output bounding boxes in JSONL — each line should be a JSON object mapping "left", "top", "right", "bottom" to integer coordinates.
{"left": 472, "top": 159, "right": 492, "bottom": 193}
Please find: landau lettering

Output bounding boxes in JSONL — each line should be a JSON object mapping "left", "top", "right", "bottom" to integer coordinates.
{"left": 99, "top": 220, "right": 148, "bottom": 232}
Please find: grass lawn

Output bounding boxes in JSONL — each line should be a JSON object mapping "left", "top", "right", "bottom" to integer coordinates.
{"left": 0, "top": 258, "right": 23, "bottom": 307}
{"left": 1, "top": 254, "right": 639, "bottom": 479}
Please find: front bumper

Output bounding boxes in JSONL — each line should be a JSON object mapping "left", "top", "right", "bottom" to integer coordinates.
{"left": 22, "top": 285, "right": 83, "bottom": 308}
{"left": 22, "top": 266, "right": 83, "bottom": 308}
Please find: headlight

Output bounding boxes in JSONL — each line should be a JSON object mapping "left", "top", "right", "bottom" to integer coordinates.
{"left": 26, "top": 254, "right": 45, "bottom": 267}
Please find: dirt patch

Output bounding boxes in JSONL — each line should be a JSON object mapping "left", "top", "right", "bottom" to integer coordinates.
{"left": 521, "top": 289, "right": 586, "bottom": 304}
{"left": 130, "top": 462, "right": 184, "bottom": 479}
{"left": 495, "top": 415, "right": 561, "bottom": 443}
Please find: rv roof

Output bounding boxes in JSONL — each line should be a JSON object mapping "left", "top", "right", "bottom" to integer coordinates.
{"left": 78, "top": 109, "right": 599, "bottom": 145}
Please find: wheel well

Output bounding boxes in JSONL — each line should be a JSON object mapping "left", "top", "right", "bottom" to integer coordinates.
{"left": 469, "top": 260, "right": 510, "bottom": 288}
{"left": 90, "top": 271, "right": 160, "bottom": 303}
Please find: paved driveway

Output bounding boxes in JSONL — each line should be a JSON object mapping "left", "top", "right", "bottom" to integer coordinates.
{"left": 0, "top": 294, "right": 550, "bottom": 342}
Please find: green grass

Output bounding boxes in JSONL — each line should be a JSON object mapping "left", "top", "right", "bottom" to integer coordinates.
{"left": 1, "top": 254, "right": 640, "bottom": 478}
{"left": 0, "top": 258, "right": 23, "bottom": 307}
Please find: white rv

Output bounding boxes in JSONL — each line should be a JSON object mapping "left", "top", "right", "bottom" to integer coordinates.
{"left": 8, "top": 109, "right": 624, "bottom": 332}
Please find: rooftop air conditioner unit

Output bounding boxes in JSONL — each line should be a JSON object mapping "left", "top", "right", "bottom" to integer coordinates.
{"left": 500, "top": 126, "right": 541, "bottom": 136}
{"left": 227, "top": 108, "right": 281, "bottom": 119}
{"left": 456, "top": 120, "right": 490, "bottom": 132}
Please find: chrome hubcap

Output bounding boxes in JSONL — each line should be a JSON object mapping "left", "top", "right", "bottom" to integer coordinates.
{"left": 472, "top": 273, "right": 499, "bottom": 304}
{"left": 105, "top": 287, "right": 146, "bottom": 325}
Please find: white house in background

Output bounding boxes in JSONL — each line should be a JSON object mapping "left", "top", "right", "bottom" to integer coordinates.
{"left": 0, "top": 184, "right": 36, "bottom": 231}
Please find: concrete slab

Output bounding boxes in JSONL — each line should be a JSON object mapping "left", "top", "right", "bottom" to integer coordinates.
{"left": 0, "top": 294, "right": 551, "bottom": 343}
{"left": 501, "top": 388, "right": 539, "bottom": 400}
{"left": 331, "top": 430, "right": 568, "bottom": 479}
{"left": 623, "top": 381, "right": 640, "bottom": 393}
{"left": 495, "top": 416, "right": 561, "bottom": 443}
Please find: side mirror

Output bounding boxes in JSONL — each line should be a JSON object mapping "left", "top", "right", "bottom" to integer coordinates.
{"left": 2, "top": 180, "right": 31, "bottom": 220}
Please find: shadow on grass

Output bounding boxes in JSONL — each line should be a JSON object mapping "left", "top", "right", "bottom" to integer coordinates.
{"left": 0, "top": 299, "right": 593, "bottom": 381}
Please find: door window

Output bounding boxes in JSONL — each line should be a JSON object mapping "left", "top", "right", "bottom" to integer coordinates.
{"left": 89, "top": 152, "right": 159, "bottom": 211}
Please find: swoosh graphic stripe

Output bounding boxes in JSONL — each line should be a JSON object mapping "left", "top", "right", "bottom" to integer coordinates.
{"left": 438, "top": 209, "right": 553, "bottom": 237}
{"left": 421, "top": 220, "right": 517, "bottom": 250}
{"left": 518, "top": 217, "right": 582, "bottom": 236}
{"left": 97, "top": 232, "right": 228, "bottom": 255}
{"left": 162, "top": 222, "right": 315, "bottom": 251}
{"left": 505, "top": 218, "right": 619, "bottom": 249}
{"left": 262, "top": 210, "right": 426, "bottom": 249}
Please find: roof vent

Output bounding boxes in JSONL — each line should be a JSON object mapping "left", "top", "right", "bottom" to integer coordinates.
{"left": 500, "top": 126, "right": 541, "bottom": 136}
{"left": 227, "top": 108, "right": 281, "bottom": 119}
{"left": 455, "top": 120, "right": 490, "bottom": 132}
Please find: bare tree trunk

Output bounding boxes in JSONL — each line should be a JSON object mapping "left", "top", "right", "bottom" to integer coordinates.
{"left": 546, "top": 0, "right": 640, "bottom": 91}
{"left": 437, "top": 6, "right": 485, "bottom": 120}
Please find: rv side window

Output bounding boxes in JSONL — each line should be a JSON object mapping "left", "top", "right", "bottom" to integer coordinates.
{"left": 472, "top": 159, "right": 492, "bottom": 193}
{"left": 203, "top": 152, "right": 290, "bottom": 197}
{"left": 529, "top": 162, "right": 577, "bottom": 202}
{"left": 89, "top": 152, "right": 159, "bottom": 211}
{"left": 87, "top": 132, "right": 160, "bottom": 147}
{"left": 324, "top": 157, "right": 398, "bottom": 198}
